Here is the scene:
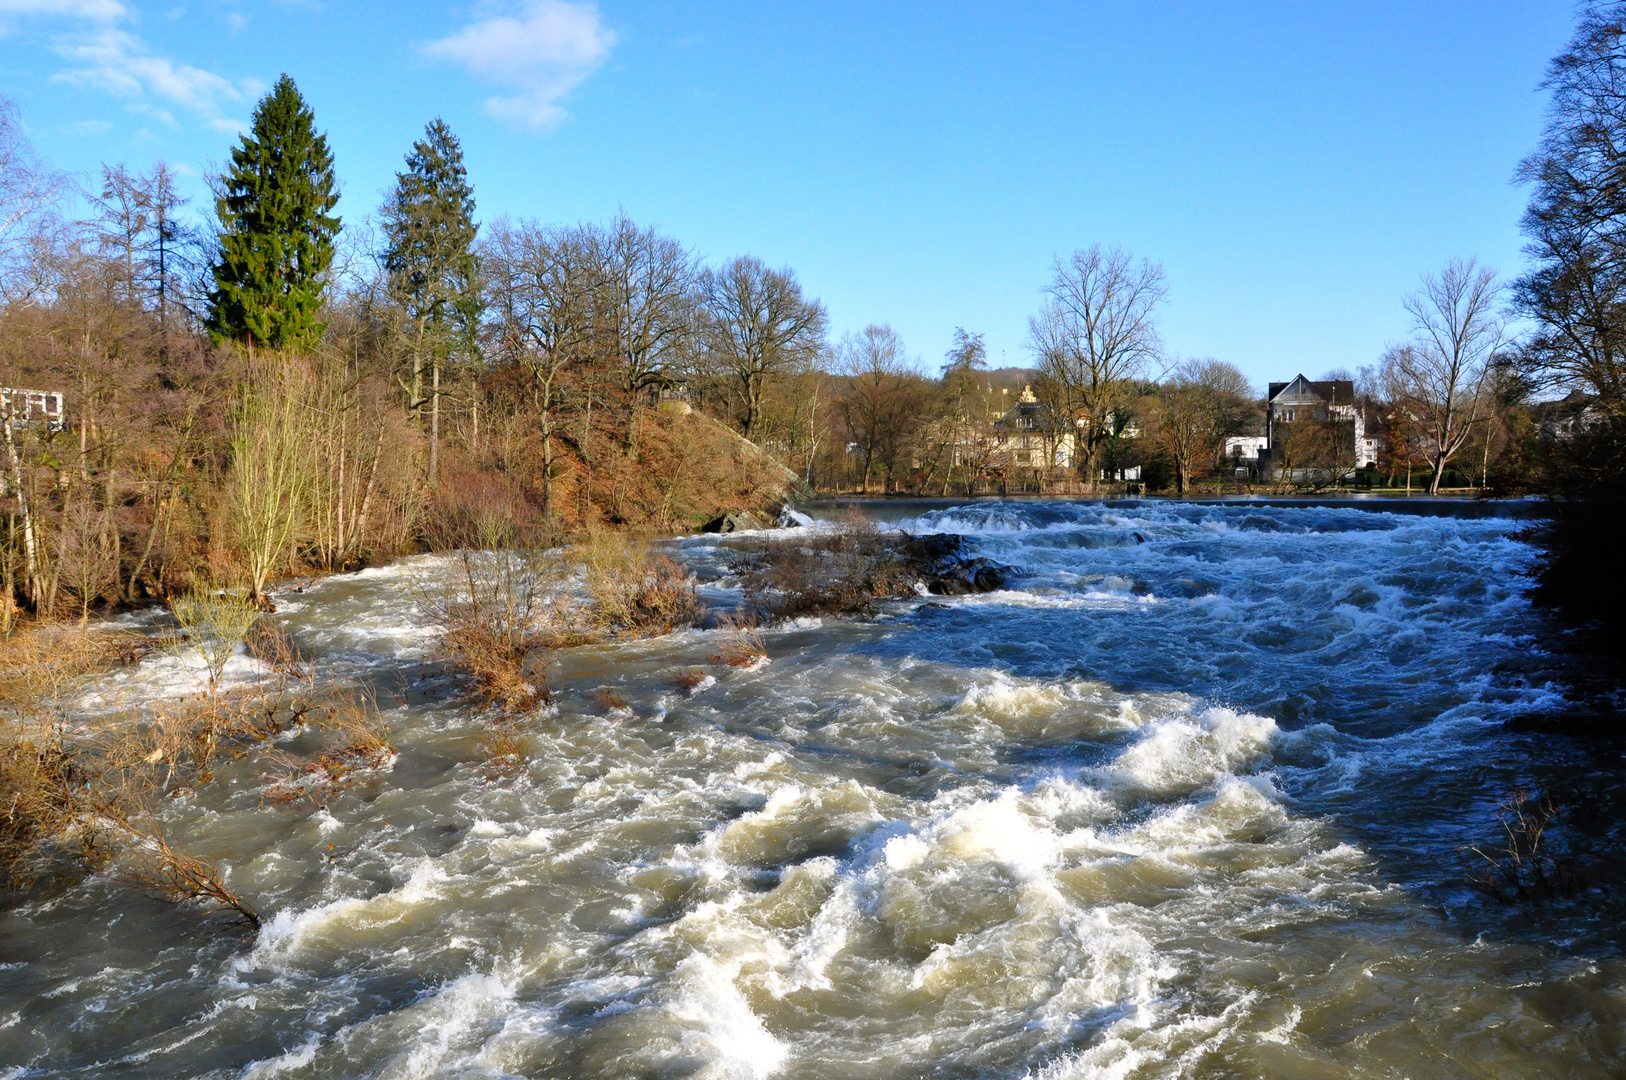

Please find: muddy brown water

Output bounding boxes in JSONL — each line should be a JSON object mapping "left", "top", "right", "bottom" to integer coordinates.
{"left": 1, "top": 499, "right": 1622, "bottom": 1078}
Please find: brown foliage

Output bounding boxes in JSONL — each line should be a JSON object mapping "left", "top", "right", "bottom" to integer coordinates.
{"left": 711, "top": 612, "right": 768, "bottom": 669}
{"left": 672, "top": 667, "right": 711, "bottom": 692}
{"left": 581, "top": 530, "right": 702, "bottom": 636}
{"left": 439, "top": 611, "right": 552, "bottom": 714}
{"left": 0, "top": 623, "right": 146, "bottom": 708}
{"left": 426, "top": 547, "right": 562, "bottom": 714}
{"left": 736, "top": 519, "right": 912, "bottom": 620}
{"left": 0, "top": 613, "right": 391, "bottom": 937}
{"left": 0, "top": 720, "right": 111, "bottom": 886}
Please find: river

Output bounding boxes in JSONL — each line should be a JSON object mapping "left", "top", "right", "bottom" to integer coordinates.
{"left": 1, "top": 498, "right": 1623, "bottom": 1078}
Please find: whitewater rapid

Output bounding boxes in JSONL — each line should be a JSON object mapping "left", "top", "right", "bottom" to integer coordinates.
{"left": 2, "top": 499, "right": 1622, "bottom": 1079}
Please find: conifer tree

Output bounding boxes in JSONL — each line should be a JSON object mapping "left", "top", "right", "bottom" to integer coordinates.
{"left": 381, "top": 117, "right": 481, "bottom": 483}
{"left": 207, "top": 74, "right": 340, "bottom": 350}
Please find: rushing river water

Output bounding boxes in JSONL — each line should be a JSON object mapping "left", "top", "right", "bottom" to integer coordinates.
{"left": 3, "top": 499, "right": 1624, "bottom": 1078}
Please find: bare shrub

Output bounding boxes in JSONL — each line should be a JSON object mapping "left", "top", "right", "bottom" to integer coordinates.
{"left": 0, "top": 624, "right": 145, "bottom": 714}
{"left": 737, "top": 518, "right": 911, "bottom": 620}
{"left": 580, "top": 530, "right": 702, "bottom": 636}
{"left": 711, "top": 612, "right": 768, "bottom": 669}
{"left": 1465, "top": 787, "right": 1577, "bottom": 902}
{"left": 425, "top": 546, "right": 562, "bottom": 714}
{"left": 120, "top": 831, "right": 259, "bottom": 929}
{"left": 672, "top": 667, "right": 710, "bottom": 692}
{"left": 253, "top": 690, "right": 394, "bottom": 807}
{"left": 0, "top": 625, "right": 150, "bottom": 887}
{"left": 0, "top": 719, "right": 109, "bottom": 886}
{"left": 245, "top": 619, "right": 309, "bottom": 680}
{"left": 321, "top": 691, "right": 394, "bottom": 769}
{"left": 170, "top": 588, "right": 260, "bottom": 696}
{"left": 475, "top": 721, "right": 528, "bottom": 782}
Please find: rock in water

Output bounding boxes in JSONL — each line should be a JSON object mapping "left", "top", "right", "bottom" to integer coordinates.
{"left": 898, "top": 532, "right": 1016, "bottom": 595}
{"left": 701, "top": 511, "right": 764, "bottom": 533}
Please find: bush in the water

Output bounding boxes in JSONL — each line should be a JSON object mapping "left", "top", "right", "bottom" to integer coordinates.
{"left": 1464, "top": 787, "right": 1580, "bottom": 903}
{"left": 580, "top": 530, "right": 702, "bottom": 636}
{"left": 426, "top": 547, "right": 562, "bottom": 713}
{"left": 169, "top": 588, "right": 260, "bottom": 697}
{"left": 0, "top": 621, "right": 397, "bottom": 929}
{"left": 736, "top": 518, "right": 913, "bottom": 619}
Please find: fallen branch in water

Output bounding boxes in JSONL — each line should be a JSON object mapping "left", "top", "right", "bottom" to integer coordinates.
{"left": 120, "top": 830, "right": 259, "bottom": 929}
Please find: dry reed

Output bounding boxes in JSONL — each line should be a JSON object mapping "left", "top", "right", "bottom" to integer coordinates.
{"left": 711, "top": 613, "right": 769, "bottom": 669}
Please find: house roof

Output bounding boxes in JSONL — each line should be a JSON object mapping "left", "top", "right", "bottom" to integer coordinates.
{"left": 1267, "top": 374, "right": 1354, "bottom": 406}
{"left": 991, "top": 398, "right": 1060, "bottom": 432}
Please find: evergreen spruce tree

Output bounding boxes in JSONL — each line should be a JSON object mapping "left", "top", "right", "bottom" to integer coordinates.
{"left": 381, "top": 117, "right": 481, "bottom": 482}
{"left": 207, "top": 74, "right": 340, "bottom": 350}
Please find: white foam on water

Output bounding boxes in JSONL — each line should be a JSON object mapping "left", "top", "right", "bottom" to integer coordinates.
{"left": 949, "top": 587, "right": 1156, "bottom": 611}
{"left": 1101, "top": 706, "right": 1279, "bottom": 800}
{"left": 778, "top": 507, "right": 816, "bottom": 528}
{"left": 374, "top": 972, "right": 517, "bottom": 1080}
{"left": 657, "top": 953, "right": 788, "bottom": 1080}
{"left": 246, "top": 859, "right": 450, "bottom": 968}
{"left": 239, "top": 1034, "right": 321, "bottom": 1079}
{"left": 77, "top": 645, "right": 277, "bottom": 708}
{"left": 14, "top": 502, "right": 1612, "bottom": 1079}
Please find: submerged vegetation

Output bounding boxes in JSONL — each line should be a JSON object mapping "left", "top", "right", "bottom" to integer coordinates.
{"left": 0, "top": 616, "right": 395, "bottom": 927}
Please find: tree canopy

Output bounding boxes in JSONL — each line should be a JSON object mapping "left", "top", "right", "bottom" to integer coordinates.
{"left": 206, "top": 74, "right": 340, "bottom": 350}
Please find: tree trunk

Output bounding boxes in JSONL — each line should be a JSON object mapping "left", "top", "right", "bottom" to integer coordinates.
{"left": 430, "top": 355, "right": 441, "bottom": 486}
{"left": 1, "top": 400, "right": 42, "bottom": 608}
{"left": 410, "top": 324, "right": 424, "bottom": 424}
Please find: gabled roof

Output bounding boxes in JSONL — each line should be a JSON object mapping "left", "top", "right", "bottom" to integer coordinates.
{"left": 1267, "top": 374, "right": 1354, "bottom": 406}
{"left": 991, "top": 397, "right": 1059, "bottom": 432}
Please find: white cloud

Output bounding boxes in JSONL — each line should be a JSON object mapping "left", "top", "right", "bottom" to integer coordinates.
{"left": 0, "top": 0, "right": 127, "bottom": 18}
{"left": 2, "top": 0, "right": 250, "bottom": 129}
{"left": 423, "top": 0, "right": 615, "bottom": 129}
{"left": 54, "top": 28, "right": 246, "bottom": 116}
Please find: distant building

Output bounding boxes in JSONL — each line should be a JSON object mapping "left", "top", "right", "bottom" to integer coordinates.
{"left": 1262, "top": 375, "right": 1379, "bottom": 472}
{"left": 1223, "top": 435, "right": 1268, "bottom": 476}
{"left": 1532, "top": 390, "right": 1603, "bottom": 441}
{"left": 0, "top": 388, "right": 64, "bottom": 432}
{"left": 989, "top": 386, "right": 1076, "bottom": 471}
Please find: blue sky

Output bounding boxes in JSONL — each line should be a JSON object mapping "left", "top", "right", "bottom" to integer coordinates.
{"left": 0, "top": 1, "right": 1579, "bottom": 388}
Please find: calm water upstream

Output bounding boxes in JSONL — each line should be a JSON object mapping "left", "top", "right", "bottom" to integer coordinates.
{"left": 2, "top": 499, "right": 1624, "bottom": 1078}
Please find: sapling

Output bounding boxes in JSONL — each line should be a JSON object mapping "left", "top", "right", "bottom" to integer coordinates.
{"left": 170, "top": 589, "right": 259, "bottom": 696}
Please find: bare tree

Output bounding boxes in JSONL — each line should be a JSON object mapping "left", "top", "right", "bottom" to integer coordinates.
{"left": 480, "top": 218, "right": 601, "bottom": 523}
{"left": 593, "top": 213, "right": 696, "bottom": 454}
{"left": 1382, "top": 260, "right": 1506, "bottom": 494}
{"left": 1514, "top": 3, "right": 1626, "bottom": 407}
{"left": 700, "top": 256, "right": 827, "bottom": 441}
{"left": 1029, "top": 245, "right": 1167, "bottom": 490}
{"left": 229, "top": 355, "right": 316, "bottom": 604}
{"left": 0, "top": 96, "right": 70, "bottom": 302}
{"left": 1153, "top": 359, "right": 1256, "bottom": 492}
{"left": 836, "top": 324, "right": 926, "bottom": 493}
